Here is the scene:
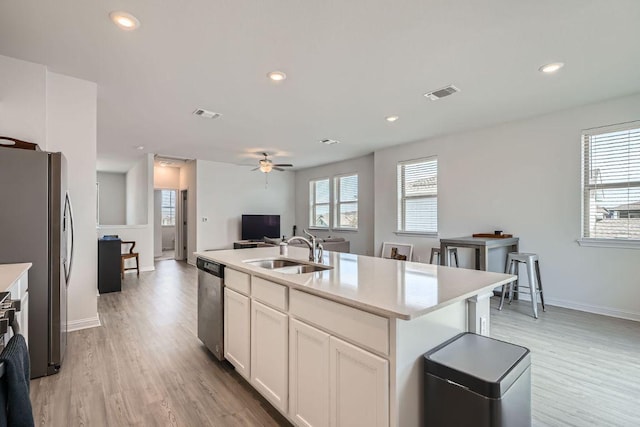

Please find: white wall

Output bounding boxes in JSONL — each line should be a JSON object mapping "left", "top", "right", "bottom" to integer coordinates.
{"left": 374, "top": 92, "right": 640, "bottom": 320}
{"left": 101, "top": 154, "right": 155, "bottom": 272}
{"left": 154, "top": 166, "right": 180, "bottom": 189}
{"left": 97, "top": 172, "right": 126, "bottom": 225}
{"left": 195, "top": 160, "right": 295, "bottom": 254}
{"left": 97, "top": 225, "right": 154, "bottom": 272}
{"left": 0, "top": 54, "right": 46, "bottom": 145}
{"left": 45, "top": 71, "right": 98, "bottom": 328}
{"left": 126, "top": 156, "right": 149, "bottom": 225}
{"left": 295, "top": 154, "right": 375, "bottom": 255}
{"left": 180, "top": 161, "right": 197, "bottom": 264}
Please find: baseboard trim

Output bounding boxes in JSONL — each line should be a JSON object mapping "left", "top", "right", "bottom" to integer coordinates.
{"left": 124, "top": 266, "right": 155, "bottom": 274}
{"left": 544, "top": 297, "right": 640, "bottom": 322}
{"left": 68, "top": 315, "right": 101, "bottom": 332}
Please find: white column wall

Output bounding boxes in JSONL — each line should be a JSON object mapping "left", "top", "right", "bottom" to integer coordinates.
{"left": 45, "top": 71, "right": 99, "bottom": 329}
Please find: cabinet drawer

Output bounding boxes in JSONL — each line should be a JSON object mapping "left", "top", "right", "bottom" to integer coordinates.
{"left": 290, "top": 289, "right": 389, "bottom": 356}
{"left": 225, "top": 268, "right": 250, "bottom": 295}
{"left": 252, "top": 277, "right": 287, "bottom": 311}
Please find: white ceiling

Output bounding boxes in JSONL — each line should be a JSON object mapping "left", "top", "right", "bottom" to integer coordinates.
{"left": 1, "top": 1, "right": 640, "bottom": 170}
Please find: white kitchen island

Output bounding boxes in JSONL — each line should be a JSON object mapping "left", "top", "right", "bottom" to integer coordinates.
{"left": 195, "top": 247, "right": 515, "bottom": 427}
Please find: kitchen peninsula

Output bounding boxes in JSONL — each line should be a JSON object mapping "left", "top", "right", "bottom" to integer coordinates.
{"left": 195, "top": 247, "right": 515, "bottom": 427}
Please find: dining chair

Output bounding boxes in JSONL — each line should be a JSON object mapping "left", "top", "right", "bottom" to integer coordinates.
{"left": 121, "top": 241, "right": 140, "bottom": 278}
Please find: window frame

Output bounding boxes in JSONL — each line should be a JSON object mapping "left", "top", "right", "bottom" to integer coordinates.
{"left": 396, "top": 156, "right": 438, "bottom": 237}
{"left": 333, "top": 173, "right": 359, "bottom": 230}
{"left": 161, "top": 189, "right": 176, "bottom": 226}
{"left": 578, "top": 121, "right": 640, "bottom": 249}
{"left": 309, "top": 177, "right": 331, "bottom": 229}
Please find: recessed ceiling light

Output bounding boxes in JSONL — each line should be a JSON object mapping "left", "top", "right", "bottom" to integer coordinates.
{"left": 539, "top": 62, "right": 564, "bottom": 74}
{"left": 109, "top": 11, "right": 140, "bottom": 31}
{"left": 136, "top": 145, "right": 144, "bottom": 150}
{"left": 267, "top": 71, "right": 287, "bottom": 82}
{"left": 385, "top": 116, "right": 399, "bottom": 123}
{"left": 320, "top": 139, "right": 341, "bottom": 145}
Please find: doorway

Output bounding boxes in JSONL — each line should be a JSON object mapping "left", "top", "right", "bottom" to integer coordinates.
{"left": 154, "top": 189, "right": 177, "bottom": 261}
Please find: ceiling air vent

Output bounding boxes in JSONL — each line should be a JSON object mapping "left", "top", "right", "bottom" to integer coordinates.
{"left": 193, "top": 108, "right": 221, "bottom": 119}
{"left": 424, "top": 85, "right": 460, "bottom": 101}
{"left": 320, "top": 139, "right": 341, "bottom": 145}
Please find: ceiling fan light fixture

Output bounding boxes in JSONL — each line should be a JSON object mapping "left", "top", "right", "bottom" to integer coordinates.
{"left": 260, "top": 162, "right": 273, "bottom": 173}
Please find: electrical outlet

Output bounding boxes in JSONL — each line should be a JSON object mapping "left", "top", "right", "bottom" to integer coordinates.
{"left": 480, "top": 316, "right": 487, "bottom": 335}
{"left": 201, "top": 217, "right": 208, "bottom": 222}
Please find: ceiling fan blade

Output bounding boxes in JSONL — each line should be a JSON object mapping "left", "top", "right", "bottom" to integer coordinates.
{"left": 273, "top": 167, "right": 285, "bottom": 171}
{"left": 273, "top": 164, "right": 293, "bottom": 167}
{"left": 250, "top": 167, "right": 260, "bottom": 171}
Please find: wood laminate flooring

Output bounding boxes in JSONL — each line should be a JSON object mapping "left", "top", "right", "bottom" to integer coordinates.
{"left": 30, "top": 260, "right": 291, "bottom": 427}
{"left": 491, "top": 298, "right": 640, "bottom": 427}
{"left": 30, "top": 260, "right": 640, "bottom": 426}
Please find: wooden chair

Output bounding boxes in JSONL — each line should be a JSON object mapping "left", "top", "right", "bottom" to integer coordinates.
{"left": 121, "top": 241, "right": 140, "bottom": 279}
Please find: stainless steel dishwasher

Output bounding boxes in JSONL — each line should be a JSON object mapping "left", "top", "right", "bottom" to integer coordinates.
{"left": 197, "top": 257, "right": 225, "bottom": 361}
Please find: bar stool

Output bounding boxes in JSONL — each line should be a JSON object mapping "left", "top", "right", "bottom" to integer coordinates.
{"left": 430, "top": 247, "right": 459, "bottom": 267}
{"left": 499, "top": 252, "right": 545, "bottom": 319}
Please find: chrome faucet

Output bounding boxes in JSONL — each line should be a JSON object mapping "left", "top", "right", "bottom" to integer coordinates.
{"left": 287, "top": 230, "right": 323, "bottom": 263}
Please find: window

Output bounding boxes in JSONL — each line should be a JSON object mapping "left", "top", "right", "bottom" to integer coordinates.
{"left": 161, "top": 190, "right": 176, "bottom": 226}
{"left": 309, "top": 178, "right": 330, "bottom": 228}
{"left": 397, "top": 157, "right": 438, "bottom": 233}
{"left": 334, "top": 174, "right": 358, "bottom": 229}
{"left": 582, "top": 122, "right": 640, "bottom": 240}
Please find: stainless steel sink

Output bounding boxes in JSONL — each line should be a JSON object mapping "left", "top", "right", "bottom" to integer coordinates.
{"left": 273, "top": 264, "right": 332, "bottom": 274}
{"left": 244, "top": 259, "right": 303, "bottom": 269}
{"left": 243, "top": 258, "right": 333, "bottom": 274}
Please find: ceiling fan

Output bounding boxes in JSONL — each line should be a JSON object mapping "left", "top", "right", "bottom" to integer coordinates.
{"left": 252, "top": 152, "right": 293, "bottom": 173}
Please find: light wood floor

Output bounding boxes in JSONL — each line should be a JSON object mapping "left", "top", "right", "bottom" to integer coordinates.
{"left": 30, "top": 260, "right": 291, "bottom": 426}
{"left": 30, "top": 260, "right": 640, "bottom": 426}
{"left": 490, "top": 297, "right": 640, "bottom": 427}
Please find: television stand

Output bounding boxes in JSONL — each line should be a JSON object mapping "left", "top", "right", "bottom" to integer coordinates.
{"left": 233, "top": 240, "right": 275, "bottom": 249}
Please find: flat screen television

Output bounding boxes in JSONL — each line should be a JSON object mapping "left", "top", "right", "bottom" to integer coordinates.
{"left": 241, "top": 214, "right": 281, "bottom": 241}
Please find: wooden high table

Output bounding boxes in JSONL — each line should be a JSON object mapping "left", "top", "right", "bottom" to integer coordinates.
{"left": 439, "top": 236, "right": 519, "bottom": 271}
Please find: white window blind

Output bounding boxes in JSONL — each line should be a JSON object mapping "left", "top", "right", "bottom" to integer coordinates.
{"left": 397, "top": 157, "right": 438, "bottom": 233}
{"left": 582, "top": 122, "right": 640, "bottom": 240}
{"left": 334, "top": 174, "right": 358, "bottom": 229}
{"left": 161, "top": 190, "right": 176, "bottom": 226}
{"left": 309, "top": 178, "right": 330, "bottom": 228}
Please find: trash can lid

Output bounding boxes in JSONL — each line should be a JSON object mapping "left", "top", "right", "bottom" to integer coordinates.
{"left": 424, "top": 333, "right": 530, "bottom": 398}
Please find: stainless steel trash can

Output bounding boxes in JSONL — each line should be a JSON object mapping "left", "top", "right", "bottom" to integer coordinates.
{"left": 424, "top": 332, "right": 531, "bottom": 427}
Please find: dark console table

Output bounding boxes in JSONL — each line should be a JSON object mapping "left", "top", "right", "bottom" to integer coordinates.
{"left": 233, "top": 240, "right": 275, "bottom": 249}
{"left": 98, "top": 237, "right": 122, "bottom": 293}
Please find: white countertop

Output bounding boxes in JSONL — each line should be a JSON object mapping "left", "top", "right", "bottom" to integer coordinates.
{"left": 195, "top": 247, "right": 515, "bottom": 320}
{"left": 0, "top": 263, "right": 32, "bottom": 293}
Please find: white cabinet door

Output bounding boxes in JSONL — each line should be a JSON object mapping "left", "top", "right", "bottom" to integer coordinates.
{"left": 289, "top": 318, "right": 330, "bottom": 427}
{"left": 329, "top": 336, "right": 389, "bottom": 427}
{"left": 251, "top": 300, "right": 288, "bottom": 413}
{"left": 20, "top": 291, "right": 28, "bottom": 345}
{"left": 224, "top": 288, "right": 251, "bottom": 379}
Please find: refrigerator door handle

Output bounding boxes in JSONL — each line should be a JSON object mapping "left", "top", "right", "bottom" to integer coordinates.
{"left": 64, "top": 191, "right": 75, "bottom": 285}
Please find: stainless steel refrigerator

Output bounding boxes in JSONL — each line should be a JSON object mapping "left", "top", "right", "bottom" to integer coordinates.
{"left": 0, "top": 147, "right": 74, "bottom": 378}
